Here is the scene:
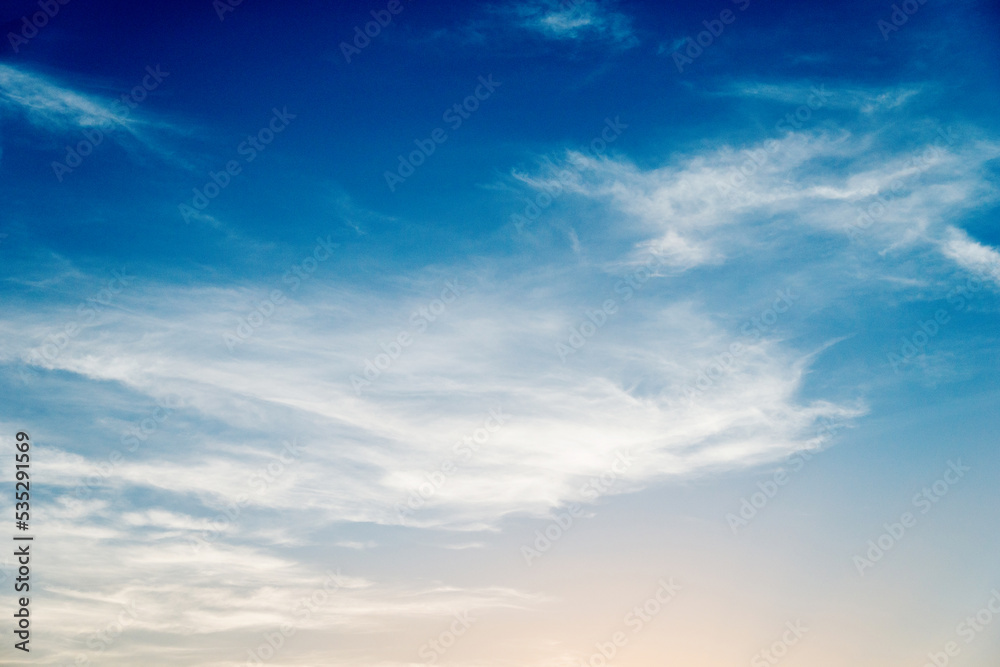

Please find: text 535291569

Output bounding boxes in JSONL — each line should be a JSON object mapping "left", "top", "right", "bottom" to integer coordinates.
{"left": 13, "top": 430, "right": 32, "bottom": 653}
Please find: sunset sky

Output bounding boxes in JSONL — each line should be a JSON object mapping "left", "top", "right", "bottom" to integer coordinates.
{"left": 1, "top": 0, "right": 999, "bottom": 665}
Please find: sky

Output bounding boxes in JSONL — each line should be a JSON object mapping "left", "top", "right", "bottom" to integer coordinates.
{"left": 0, "top": 0, "right": 999, "bottom": 665}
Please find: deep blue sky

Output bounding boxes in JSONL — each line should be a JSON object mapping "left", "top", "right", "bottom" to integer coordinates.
{"left": 1, "top": 1, "right": 999, "bottom": 665}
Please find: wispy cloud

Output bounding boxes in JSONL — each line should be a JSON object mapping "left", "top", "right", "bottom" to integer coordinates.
{"left": 941, "top": 226, "right": 1000, "bottom": 286}
{"left": 0, "top": 64, "right": 137, "bottom": 132}
{"left": 485, "top": 0, "right": 638, "bottom": 49}
{"left": 510, "top": 122, "right": 999, "bottom": 274}
{"left": 23, "top": 495, "right": 542, "bottom": 663}
{"left": 0, "top": 63, "right": 185, "bottom": 165}
{"left": 721, "top": 80, "right": 925, "bottom": 113}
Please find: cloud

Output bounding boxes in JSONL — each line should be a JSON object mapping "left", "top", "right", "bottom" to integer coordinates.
{"left": 940, "top": 226, "right": 1000, "bottom": 286}
{"left": 2, "top": 263, "right": 857, "bottom": 538}
{"left": 336, "top": 540, "right": 378, "bottom": 549}
{"left": 510, "top": 122, "right": 999, "bottom": 273}
{"left": 5, "top": 60, "right": 996, "bottom": 664}
{"left": 0, "top": 64, "right": 135, "bottom": 132}
{"left": 498, "top": 0, "right": 638, "bottom": 48}
{"left": 20, "top": 498, "right": 542, "bottom": 665}
{"left": 5, "top": 112, "right": 995, "bottom": 544}
{"left": 440, "top": 541, "right": 486, "bottom": 550}
{"left": 721, "top": 81, "right": 925, "bottom": 113}
{"left": 0, "top": 63, "right": 185, "bottom": 165}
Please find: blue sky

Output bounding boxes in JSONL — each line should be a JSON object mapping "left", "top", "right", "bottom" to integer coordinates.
{"left": 1, "top": 0, "right": 999, "bottom": 665}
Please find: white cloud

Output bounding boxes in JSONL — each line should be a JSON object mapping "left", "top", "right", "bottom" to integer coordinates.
{"left": 512, "top": 125, "right": 999, "bottom": 272}
{"left": 336, "top": 540, "right": 377, "bottom": 549}
{"left": 505, "top": 0, "right": 638, "bottom": 48}
{"left": 0, "top": 64, "right": 136, "bottom": 132}
{"left": 941, "top": 226, "right": 1000, "bottom": 286}
{"left": 8, "top": 118, "right": 995, "bottom": 548}
{"left": 3, "top": 268, "right": 856, "bottom": 537}
{"left": 9, "top": 103, "right": 998, "bottom": 665}
{"left": 0, "top": 63, "right": 185, "bottom": 165}
{"left": 722, "top": 81, "right": 924, "bottom": 113}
